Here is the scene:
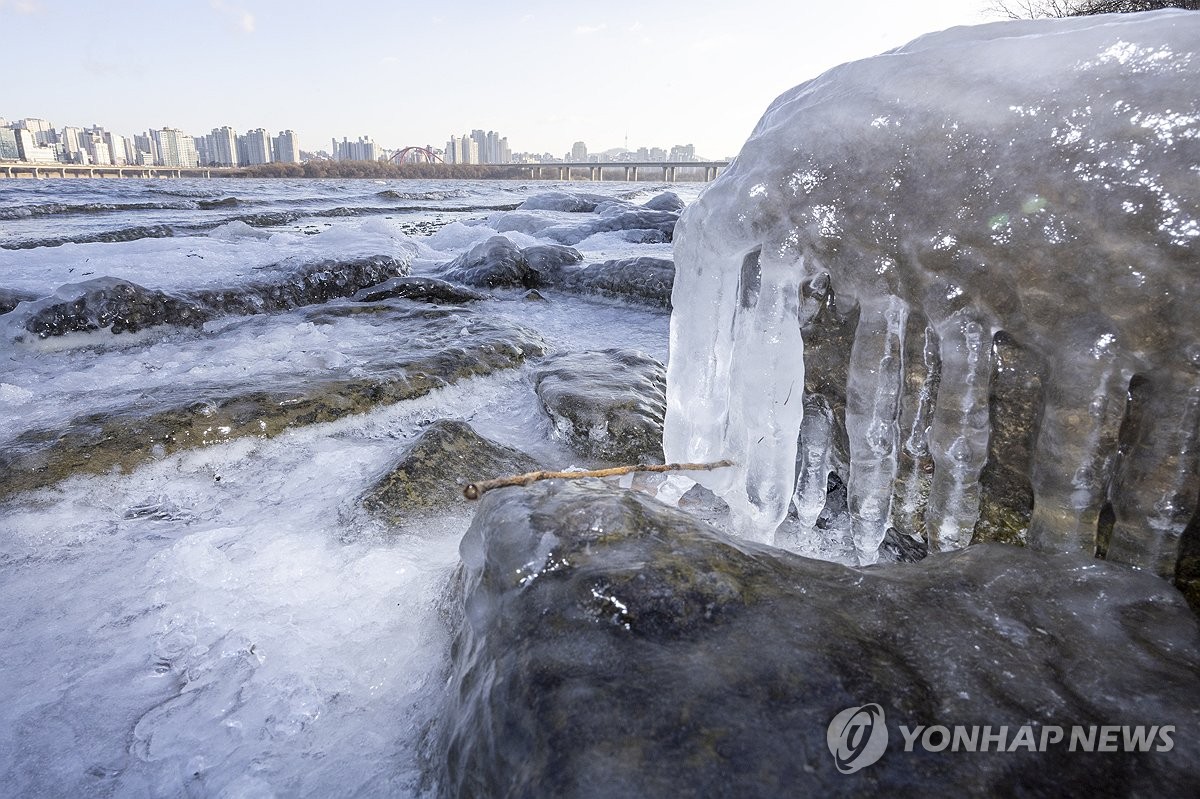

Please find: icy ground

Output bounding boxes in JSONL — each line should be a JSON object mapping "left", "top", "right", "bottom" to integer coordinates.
{"left": 0, "top": 181, "right": 684, "bottom": 796}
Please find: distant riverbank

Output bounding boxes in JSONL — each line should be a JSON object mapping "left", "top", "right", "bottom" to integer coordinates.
{"left": 1, "top": 161, "right": 721, "bottom": 181}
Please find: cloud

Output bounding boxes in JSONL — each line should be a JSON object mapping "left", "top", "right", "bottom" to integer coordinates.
{"left": 210, "top": 0, "right": 255, "bottom": 33}
{"left": 0, "top": 0, "right": 41, "bottom": 14}
{"left": 573, "top": 23, "right": 606, "bottom": 35}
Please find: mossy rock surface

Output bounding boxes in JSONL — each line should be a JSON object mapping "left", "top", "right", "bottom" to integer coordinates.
{"left": 533, "top": 349, "right": 666, "bottom": 464}
{"left": 0, "top": 305, "right": 544, "bottom": 499}
{"left": 362, "top": 419, "right": 538, "bottom": 523}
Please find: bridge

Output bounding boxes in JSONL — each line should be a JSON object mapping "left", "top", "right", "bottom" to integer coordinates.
{"left": 1, "top": 162, "right": 249, "bottom": 179}
{"left": 523, "top": 161, "right": 730, "bottom": 182}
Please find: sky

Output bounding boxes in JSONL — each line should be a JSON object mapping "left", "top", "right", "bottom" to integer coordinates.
{"left": 0, "top": 1, "right": 1001, "bottom": 159}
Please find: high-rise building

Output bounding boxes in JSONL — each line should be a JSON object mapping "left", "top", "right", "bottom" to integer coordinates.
{"left": 332, "top": 136, "right": 378, "bottom": 162}
{"left": 669, "top": 143, "right": 697, "bottom": 162}
{"left": 207, "top": 127, "right": 238, "bottom": 167}
{"left": 273, "top": 130, "right": 300, "bottom": 163}
{"left": 0, "top": 128, "right": 20, "bottom": 161}
{"left": 570, "top": 141, "right": 588, "bottom": 162}
{"left": 14, "top": 128, "right": 56, "bottom": 162}
{"left": 134, "top": 132, "right": 158, "bottom": 165}
{"left": 60, "top": 126, "right": 86, "bottom": 163}
{"left": 153, "top": 128, "right": 198, "bottom": 168}
{"left": 102, "top": 131, "right": 128, "bottom": 165}
{"left": 195, "top": 135, "right": 212, "bottom": 167}
{"left": 446, "top": 130, "right": 513, "bottom": 164}
{"left": 85, "top": 133, "right": 112, "bottom": 165}
{"left": 239, "top": 128, "right": 273, "bottom": 165}
{"left": 17, "top": 118, "right": 55, "bottom": 146}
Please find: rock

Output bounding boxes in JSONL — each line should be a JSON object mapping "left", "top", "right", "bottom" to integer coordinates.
{"left": 541, "top": 208, "right": 680, "bottom": 246}
{"left": 14, "top": 256, "right": 408, "bottom": 338}
{"left": 523, "top": 289, "right": 547, "bottom": 302}
{"left": 533, "top": 349, "right": 666, "bottom": 463}
{"left": 353, "top": 276, "right": 487, "bottom": 304}
{"left": 0, "top": 306, "right": 545, "bottom": 500}
{"left": 361, "top": 420, "right": 539, "bottom": 522}
{"left": 543, "top": 256, "right": 675, "bottom": 309}
{"left": 1, "top": 224, "right": 176, "bottom": 251}
{"left": 641, "top": 191, "right": 686, "bottom": 213}
{"left": 440, "top": 236, "right": 538, "bottom": 289}
{"left": 0, "top": 288, "right": 39, "bottom": 315}
{"left": 18, "top": 278, "right": 211, "bottom": 337}
{"left": 439, "top": 480, "right": 1200, "bottom": 798}
{"left": 521, "top": 243, "right": 584, "bottom": 274}
{"left": 191, "top": 255, "right": 408, "bottom": 317}
{"left": 517, "top": 191, "right": 619, "bottom": 213}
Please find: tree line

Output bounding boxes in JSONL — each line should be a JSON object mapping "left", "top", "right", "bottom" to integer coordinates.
{"left": 991, "top": 0, "right": 1198, "bottom": 18}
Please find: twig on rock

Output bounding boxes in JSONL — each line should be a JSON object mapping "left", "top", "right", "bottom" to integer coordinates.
{"left": 463, "top": 459, "right": 734, "bottom": 500}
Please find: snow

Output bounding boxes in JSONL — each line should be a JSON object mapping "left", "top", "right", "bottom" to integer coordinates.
{"left": 663, "top": 10, "right": 1200, "bottom": 567}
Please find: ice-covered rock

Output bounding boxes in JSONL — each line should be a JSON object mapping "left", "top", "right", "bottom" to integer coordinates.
{"left": 517, "top": 191, "right": 620, "bottom": 213}
{"left": 664, "top": 11, "right": 1200, "bottom": 590}
{"left": 533, "top": 349, "right": 666, "bottom": 463}
{"left": 1, "top": 224, "right": 177, "bottom": 251}
{"left": 543, "top": 256, "right": 675, "bottom": 308}
{"left": 361, "top": 419, "right": 539, "bottom": 524}
{"left": 0, "top": 288, "right": 41, "bottom": 315}
{"left": 353, "top": 276, "right": 487, "bottom": 304}
{"left": 11, "top": 256, "right": 408, "bottom": 338}
{"left": 540, "top": 207, "right": 680, "bottom": 247}
{"left": 522, "top": 242, "right": 585, "bottom": 274}
{"left": 642, "top": 190, "right": 686, "bottom": 213}
{"left": 0, "top": 305, "right": 545, "bottom": 499}
{"left": 439, "top": 236, "right": 543, "bottom": 289}
{"left": 438, "top": 480, "right": 1200, "bottom": 797}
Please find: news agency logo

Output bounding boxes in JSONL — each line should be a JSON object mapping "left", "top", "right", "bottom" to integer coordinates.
{"left": 827, "top": 704, "right": 889, "bottom": 774}
{"left": 827, "top": 702, "right": 1178, "bottom": 774}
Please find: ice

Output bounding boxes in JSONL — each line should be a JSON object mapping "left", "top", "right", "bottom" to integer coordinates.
{"left": 845, "top": 295, "right": 908, "bottom": 564}
{"left": 0, "top": 279, "right": 668, "bottom": 794}
{"left": 0, "top": 218, "right": 417, "bottom": 297}
{"left": 664, "top": 10, "right": 1200, "bottom": 573}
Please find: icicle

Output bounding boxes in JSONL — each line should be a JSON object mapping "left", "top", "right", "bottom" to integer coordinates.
{"left": 893, "top": 322, "right": 939, "bottom": 533}
{"left": 663, "top": 216, "right": 808, "bottom": 543}
{"left": 1106, "top": 378, "right": 1200, "bottom": 577}
{"left": 845, "top": 295, "right": 908, "bottom": 564}
{"left": 662, "top": 209, "right": 746, "bottom": 503}
{"left": 1027, "top": 353, "right": 1129, "bottom": 554}
{"left": 924, "top": 315, "right": 994, "bottom": 551}
{"left": 791, "top": 394, "right": 835, "bottom": 532}
{"left": 722, "top": 246, "right": 807, "bottom": 542}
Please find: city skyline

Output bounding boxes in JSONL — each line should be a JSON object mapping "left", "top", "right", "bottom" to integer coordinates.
{"left": 2, "top": 112, "right": 724, "bottom": 168}
{"left": 0, "top": 1, "right": 994, "bottom": 159}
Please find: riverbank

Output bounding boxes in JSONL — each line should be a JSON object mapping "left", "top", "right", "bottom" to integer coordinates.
{"left": 0, "top": 161, "right": 725, "bottom": 182}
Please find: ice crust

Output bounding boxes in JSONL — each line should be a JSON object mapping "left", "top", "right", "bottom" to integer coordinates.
{"left": 664, "top": 11, "right": 1200, "bottom": 570}
{"left": 0, "top": 177, "right": 678, "bottom": 795}
{"left": 0, "top": 218, "right": 416, "bottom": 297}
